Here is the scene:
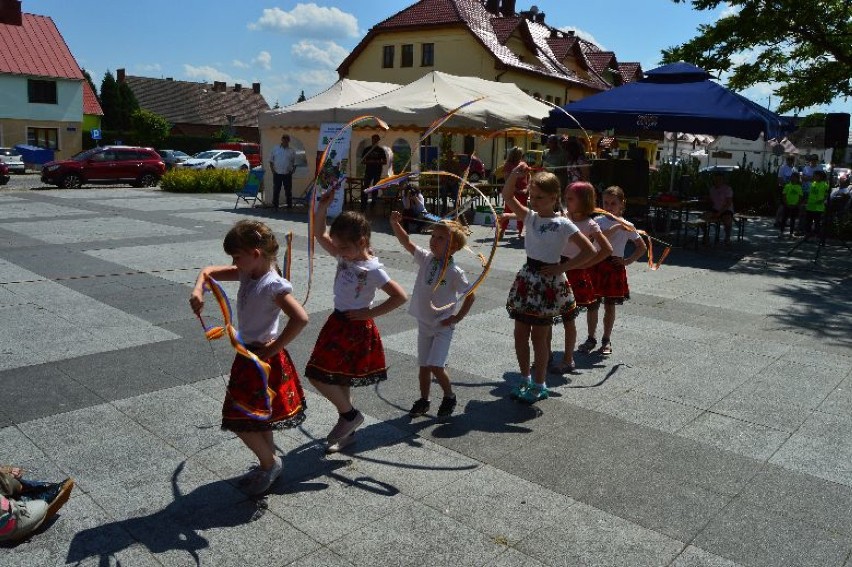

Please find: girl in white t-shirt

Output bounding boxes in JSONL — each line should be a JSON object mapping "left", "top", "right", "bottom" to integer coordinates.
{"left": 503, "top": 165, "right": 595, "bottom": 404}
{"left": 389, "top": 211, "right": 475, "bottom": 419}
{"left": 588, "top": 186, "right": 647, "bottom": 355}
{"left": 190, "top": 220, "right": 309, "bottom": 495}
{"left": 306, "top": 193, "right": 408, "bottom": 451}
{"left": 552, "top": 182, "right": 613, "bottom": 373}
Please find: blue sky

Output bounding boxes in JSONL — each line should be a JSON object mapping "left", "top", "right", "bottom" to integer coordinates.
{"left": 26, "top": 0, "right": 849, "bottom": 115}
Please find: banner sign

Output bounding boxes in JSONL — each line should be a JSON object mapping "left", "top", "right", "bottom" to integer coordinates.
{"left": 317, "top": 123, "right": 351, "bottom": 218}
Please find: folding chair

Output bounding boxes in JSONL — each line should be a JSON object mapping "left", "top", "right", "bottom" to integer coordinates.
{"left": 234, "top": 168, "right": 265, "bottom": 209}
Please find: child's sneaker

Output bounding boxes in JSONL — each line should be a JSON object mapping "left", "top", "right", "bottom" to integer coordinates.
{"left": 437, "top": 395, "right": 457, "bottom": 417}
{"left": 327, "top": 410, "right": 364, "bottom": 444}
{"left": 510, "top": 380, "right": 531, "bottom": 399}
{"left": 519, "top": 384, "right": 549, "bottom": 404}
{"left": 0, "top": 496, "right": 48, "bottom": 544}
{"left": 244, "top": 456, "right": 282, "bottom": 496}
{"left": 19, "top": 478, "right": 74, "bottom": 520}
{"left": 408, "top": 398, "right": 430, "bottom": 417}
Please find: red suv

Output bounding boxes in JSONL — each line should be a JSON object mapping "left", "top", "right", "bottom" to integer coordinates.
{"left": 0, "top": 162, "right": 9, "bottom": 185}
{"left": 41, "top": 146, "right": 166, "bottom": 189}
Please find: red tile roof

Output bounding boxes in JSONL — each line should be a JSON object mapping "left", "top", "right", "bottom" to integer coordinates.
{"left": 341, "top": 0, "right": 614, "bottom": 91}
{"left": 545, "top": 35, "right": 578, "bottom": 61}
{"left": 586, "top": 51, "right": 617, "bottom": 74}
{"left": 82, "top": 81, "right": 103, "bottom": 116}
{"left": 0, "top": 13, "right": 83, "bottom": 80}
{"left": 124, "top": 76, "right": 270, "bottom": 127}
{"left": 618, "top": 62, "right": 643, "bottom": 84}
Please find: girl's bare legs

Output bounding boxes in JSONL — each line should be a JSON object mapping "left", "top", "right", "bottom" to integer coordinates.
{"left": 430, "top": 367, "right": 453, "bottom": 396}
{"left": 308, "top": 379, "right": 354, "bottom": 413}
{"left": 236, "top": 431, "right": 275, "bottom": 469}
{"left": 563, "top": 319, "right": 577, "bottom": 366}
{"left": 418, "top": 367, "right": 432, "bottom": 399}
{"left": 602, "top": 303, "right": 617, "bottom": 340}
{"left": 530, "top": 325, "right": 551, "bottom": 385}
{"left": 513, "top": 320, "right": 532, "bottom": 377}
{"left": 586, "top": 306, "right": 599, "bottom": 340}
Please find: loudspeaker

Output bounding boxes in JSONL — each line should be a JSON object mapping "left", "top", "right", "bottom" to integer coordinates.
{"left": 824, "top": 113, "right": 850, "bottom": 148}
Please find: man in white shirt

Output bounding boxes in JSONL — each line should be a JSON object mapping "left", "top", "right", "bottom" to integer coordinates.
{"left": 269, "top": 134, "right": 296, "bottom": 209}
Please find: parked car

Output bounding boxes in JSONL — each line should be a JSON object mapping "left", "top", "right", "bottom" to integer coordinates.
{"left": 0, "top": 162, "right": 9, "bottom": 185}
{"left": 182, "top": 150, "right": 250, "bottom": 170}
{"left": 157, "top": 149, "right": 191, "bottom": 170}
{"left": 214, "top": 142, "right": 261, "bottom": 168}
{"left": 456, "top": 153, "right": 486, "bottom": 182}
{"left": 41, "top": 146, "right": 165, "bottom": 189}
{"left": 0, "top": 147, "right": 26, "bottom": 174}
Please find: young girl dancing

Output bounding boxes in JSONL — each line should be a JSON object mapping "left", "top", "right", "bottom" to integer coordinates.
{"left": 306, "top": 192, "right": 407, "bottom": 450}
{"left": 553, "top": 182, "right": 613, "bottom": 371}
{"left": 587, "top": 186, "right": 646, "bottom": 355}
{"left": 190, "top": 220, "right": 309, "bottom": 495}
{"left": 503, "top": 164, "right": 595, "bottom": 403}
{"left": 389, "top": 210, "right": 476, "bottom": 418}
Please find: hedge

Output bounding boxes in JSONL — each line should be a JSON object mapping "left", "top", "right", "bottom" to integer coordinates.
{"left": 160, "top": 169, "right": 247, "bottom": 193}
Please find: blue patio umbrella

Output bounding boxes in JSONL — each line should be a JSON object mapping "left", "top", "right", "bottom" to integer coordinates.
{"left": 546, "top": 62, "right": 788, "bottom": 141}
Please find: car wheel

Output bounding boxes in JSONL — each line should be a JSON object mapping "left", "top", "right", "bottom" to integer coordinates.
{"left": 239, "top": 164, "right": 249, "bottom": 171}
{"left": 137, "top": 173, "right": 158, "bottom": 187}
{"left": 206, "top": 165, "right": 215, "bottom": 170}
{"left": 468, "top": 172, "right": 481, "bottom": 182}
{"left": 62, "top": 174, "right": 82, "bottom": 189}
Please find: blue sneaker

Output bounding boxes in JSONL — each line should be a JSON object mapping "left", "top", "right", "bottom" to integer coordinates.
{"left": 519, "top": 384, "right": 549, "bottom": 404}
{"left": 510, "top": 381, "right": 531, "bottom": 399}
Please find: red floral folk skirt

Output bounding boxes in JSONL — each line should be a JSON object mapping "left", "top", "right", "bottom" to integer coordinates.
{"left": 222, "top": 348, "right": 306, "bottom": 432}
{"left": 506, "top": 260, "right": 577, "bottom": 326}
{"left": 590, "top": 256, "right": 630, "bottom": 305}
{"left": 566, "top": 268, "right": 599, "bottom": 308}
{"left": 305, "top": 310, "right": 388, "bottom": 387}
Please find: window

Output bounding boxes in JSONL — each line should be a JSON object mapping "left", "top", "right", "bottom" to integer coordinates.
{"left": 401, "top": 44, "right": 413, "bottom": 67}
{"left": 27, "top": 127, "right": 59, "bottom": 149}
{"left": 382, "top": 45, "right": 394, "bottom": 68}
{"left": 555, "top": 97, "right": 562, "bottom": 106}
{"left": 545, "top": 95, "right": 553, "bottom": 103}
{"left": 421, "top": 43, "right": 434, "bottom": 66}
{"left": 27, "top": 80, "right": 57, "bottom": 104}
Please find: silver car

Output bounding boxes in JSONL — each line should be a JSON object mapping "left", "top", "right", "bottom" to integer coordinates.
{"left": 0, "top": 147, "right": 26, "bottom": 173}
{"left": 181, "top": 150, "right": 250, "bottom": 171}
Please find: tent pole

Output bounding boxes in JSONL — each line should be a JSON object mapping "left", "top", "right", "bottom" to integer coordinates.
{"left": 669, "top": 133, "right": 678, "bottom": 193}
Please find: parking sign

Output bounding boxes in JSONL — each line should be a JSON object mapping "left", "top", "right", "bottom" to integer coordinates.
{"left": 91, "top": 129, "right": 101, "bottom": 140}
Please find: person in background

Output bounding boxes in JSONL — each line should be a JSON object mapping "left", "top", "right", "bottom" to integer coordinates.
{"left": 780, "top": 171, "right": 803, "bottom": 238}
{"left": 361, "top": 134, "right": 387, "bottom": 210}
{"left": 1, "top": 465, "right": 74, "bottom": 544}
{"left": 775, "top": 156, "right": 797, "bottom": 227}
{"left": 500, "top": 147, "right": 529, "bottom": 238}
{"left": 706, "top": 172, "right": 734, "bottom": 246}
{"left": 268, "top": 134, "right": 296, "bottom": 209}
{"left": 797, "top": 155, "right": 821, "bottom": 233}
{"left": 562, "top": 136, "right": 590, "bottom": 185}
{"left": 804, "top": 169, "right": 829, "bottom": 235}
{"left": 543, "top": 135, "right": 567, "bottom": 189}
{"left": 401, "top": 182, "right": 427, "bottom": 233}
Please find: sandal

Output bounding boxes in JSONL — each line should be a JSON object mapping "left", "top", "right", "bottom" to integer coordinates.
{"left": 599, "top": 341, "right": 612, "bottom": 356}
{"left": 577, "top": 337, "right": 597, "bottom": 353}
{"left": 548, "top": 361, "right": 575, "bottom": 375}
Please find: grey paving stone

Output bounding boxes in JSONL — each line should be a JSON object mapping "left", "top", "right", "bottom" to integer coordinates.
{"left": 482, "top": 548, "right": 550, "bottom": 567}
{"left": 328, "top": 499, "right": 505, "bottom": 567}
{"left": 285, "top": 548, "right": 356, "bottom": 567}
{"left": 694, "top": 498, "right": 852, "bottom": 567}
{"left": 0, "top": 363, "right": 105, "bottom": 423}
{"left": 670, "top": 546, "right": 746, "bottom": 567}
{"left": 514, "top": 501, "right": 684, "bottom": 567}
{"left": 769, "top": 411, "right": 852, "bottom": 487}
{"left": 596, "top": 390, "right": 705, "bottom": 433}
{"left": 819, "top": 376, "right": 852, "bottom": 418}
{"left": 710, "top": 394, "right": 814, "bottom": 433}
{"left": 677, "top": 412, "right": 790, "bottom": 461}
{"left": 421, "top": 464, "right": 577, "bottom": 545}
{"left": 2, "top": 216, "right": 195, "bottom": 244}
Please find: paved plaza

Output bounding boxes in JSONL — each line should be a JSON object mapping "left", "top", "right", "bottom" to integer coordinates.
{"left": 1, "top": 184, "right": 851, "bottom": 566}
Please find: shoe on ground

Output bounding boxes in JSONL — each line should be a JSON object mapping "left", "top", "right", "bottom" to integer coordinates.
{"left": 510, "top": 381, "right": 530, "bottom": 399}
{"left": 437, "top": 395, "right": 457, "bottom": 417}
{"left": 409, "top": 398, "right": 430, "bottom": 417}
{"left": 327, "top": 411, "right": 364, "bottom": 444}
{"left": 236, "top": 464, "right": 263, "bottom": 487}
{"left": 519, "top": 385, "right": 549, "bottom": 404}
{"left": 0, "top": 497, "right": 48, "bottom": 544}
{"left": 245, "top": 456, "right": 282, "bottom": 496}
{"left": 326, "top": 433, "right": 356, "bottom": 454}
{"left": 548, "top": 360, "right": 575, "bottom": 374}
{"left": 20, "top": 478, "right": 74, "bottom": 520}
{"left": 598, "top": 341, "right": 613, "bottom": 356}
{"left": 577, "top": 337, "right": 597, "bottom": 353}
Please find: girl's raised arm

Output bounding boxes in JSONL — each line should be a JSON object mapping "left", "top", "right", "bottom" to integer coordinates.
{"left": 190, "top": 265, "right": 239, "bottom": 315}
{"left": 314, "top": 190, "right": 339, "bottom": 257}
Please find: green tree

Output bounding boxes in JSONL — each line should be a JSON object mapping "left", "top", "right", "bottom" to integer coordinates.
{"left": 662, "top": 0, "right": 852, "bottom": 113}
{"left": 99, "top": 71, "right": 119, "bottom": 130}
{"left": 116, "top": 82, "right": 139, "bottom": 132}
{"left": 130, "top": 109, "right": 171, "bottom": 148}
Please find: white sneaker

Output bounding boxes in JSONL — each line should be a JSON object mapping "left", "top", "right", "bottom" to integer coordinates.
{"left": 245, "top": 456, "right": 283, "bottom": 496}
{"left": 0, "top": 497, "right": 49, "bottom": 544}
{"left": 326, "top": 411, "right": 364, "bottom": 444}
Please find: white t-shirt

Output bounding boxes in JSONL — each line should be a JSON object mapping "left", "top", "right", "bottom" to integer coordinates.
{"left": 561, "top": 216, "right": 601, "bottom": 258}
{"left": 270, "top": 145, "right": 296, "bottom": 175}
{"left": 524, "top": 210, "right": 579, "bottom": 263}
{"left": 408, "top": 246, "right": 469, "bottom": 326}
{"left": 236, "top": 270, "right": 293, "bottom": 344}
{"left": 596, "top": 215, "right": 641, "bottom": 257}
{"left": 333, "top": 256, "right": 391, "bottom": 311}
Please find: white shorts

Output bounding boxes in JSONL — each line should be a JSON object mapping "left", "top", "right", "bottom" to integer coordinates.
{"left": 417, "top": 321, "right": 455, "bottom": 368}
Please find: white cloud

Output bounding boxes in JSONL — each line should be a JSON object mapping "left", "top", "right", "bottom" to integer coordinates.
{"left": 559, "top": 26, "right": 606, "bottom": 51}
{"left": 248, "top": 3, "right": 359, "bottom": 38}
{"left": 720, "top": 2, "right": 740, "bottom": 18}
{"left": 291, "top": 40, "right": 348, "bottom": 69}
{"left": 232, "top": 59, "right": 249, "bottom": 69}
{"left": 253, "top": 50, "right": 273, "bottom": 70}
{"left": 136, "top": 63, "right": 162, "bottom": 73}
{"left": 183, "top": 64, "right": 238, "bottom": 83}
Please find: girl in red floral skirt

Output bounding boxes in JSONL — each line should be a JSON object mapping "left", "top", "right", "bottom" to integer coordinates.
{"left": 587, "top": 186, "right": 647, "bottom": 355}
{"left": 190, "top": 220, "right": 309, "bottom": 495}
{"left": 503, "top": 165, "right": 595, "bottom": 404}
{"left": 305, "top": 191, "right": 407, "bottom": 450}
{"left": 550, "top": 182, "right": 613, "bottom": 373}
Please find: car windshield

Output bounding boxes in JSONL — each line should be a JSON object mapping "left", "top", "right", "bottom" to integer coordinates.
{"left": 70, "top": 149, "right": 99, "bottom": 161}
{"left": 194, "top": 151, "right": 219, "bottom": 159}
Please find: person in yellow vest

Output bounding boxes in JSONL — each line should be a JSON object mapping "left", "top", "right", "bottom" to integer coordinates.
{"left": 779, "top": 172, "right": 803, "bottom": 238}
{"left": 803, "top": 169, "right": 829, "bottom": 235}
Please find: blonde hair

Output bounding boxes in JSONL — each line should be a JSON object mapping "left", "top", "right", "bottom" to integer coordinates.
{"left": 434, "top": 220, "right": 468, "bottom": 254}
{"left": 223, "top": 220, "right": 279, "bottom": 268}
{"left": 530, "top": 171, "right": 561, "bottom": 197}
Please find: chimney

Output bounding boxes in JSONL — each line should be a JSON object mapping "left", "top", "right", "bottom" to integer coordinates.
{"left": 116, "top": 68, "right": 126, "bottom": 83}
{"left": 213, "top": 81, "right": 225, "bottom": 92}
{"left": 252, "top": 82, "right": 261, "bottom": 94}
{"left": 233, "top": 83, "right": 242, "bottom": 92}
{"left": 484, "top": 0, "right": 500, "bottom": 15}
{"left": 566, "top": 29, "right": 575, "bottom": 36}
{"left": 500, "top": 0, "right": 516, "bottom": 16}
{"left": 535, "top": 12, "right": 545, "bottom": 24}
{"left": 166, "top": 77, "right": 173, "bottom": 81}
{"left": 0, "top": 0, "right": 22, "bottom": 26}
{"left": 550, "top": 28, "right": 558, "bottom": 39}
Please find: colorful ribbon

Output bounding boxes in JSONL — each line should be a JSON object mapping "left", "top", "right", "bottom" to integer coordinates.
{"left": 283, "top": 231, "right": 294, "bottom": 280}
{"left": 421, "top": 97, "right": 487, "bottom": 142}
{"left": 196, "top": 274, "right": 274, "bottom": 420}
